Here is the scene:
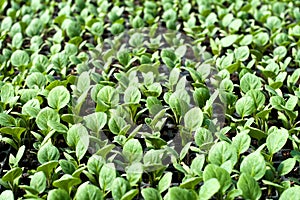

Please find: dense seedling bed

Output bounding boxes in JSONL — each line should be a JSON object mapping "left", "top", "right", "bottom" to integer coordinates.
{"left": 0, "top": 0, "right": 300, "bottom": 199}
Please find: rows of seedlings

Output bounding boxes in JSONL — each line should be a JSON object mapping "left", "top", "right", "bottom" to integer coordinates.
{"left": 0, "top": 0, "right": 300, "bottom": 199}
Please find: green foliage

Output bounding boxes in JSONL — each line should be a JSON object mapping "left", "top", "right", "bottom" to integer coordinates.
{"left": 48, "top": 86, "right": 70, "bottom": 110}
{"left": 11, "top": 50, "right": 29, "bottom": 67}
{"left": 37, "top": 140, "right": 60, "bottom": 164}
{"left": 240, "top": 151, "right": 266, "bottom": 180}
{"left": 0, "top": 0, "right": 299, "bottom": 199}
{"left": 74, "top": 182, "right": 104, "bottom": 200}
{"left": 237, "top": 173, "right": 262, "bottom": 200}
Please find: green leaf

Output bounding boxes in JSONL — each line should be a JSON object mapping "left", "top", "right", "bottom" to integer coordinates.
{"left": 53, "top": 174, "right": 81, "bottom": 193}
{"left": 270, "top": 96, "right": 285, "bottom": 111}
{"left": 90, "top": 22, "right": 104, "bottom": 37}
{"left": 253, "top": 32, "right": 269, "bottom": 46}
{"left": 208, "top": 141, "right": 237, "bottom": 167}
{"left": 9, "top": 145, "right": 25, "bottom": 167}
{"left": 112, "top": 177, "right": 130, "bottom": 200}
{"left": 168, "top": 90, "right": 190, "bottom": 123}
{"left": 285, "top": 95, "right": 298, "bottom": 111}
{"left": 246, "top": 90, "right": 265, "bottom": 110}
{"left": 273, "top": 46, "right": 287, "bottom": 60}
{"left": 0, "top": 127, "right": 26, "bottom": 145}
{"left": 0, "top": 190, "right": 14, "bottom": 200}
{"left": 186, "top": 67, "right": 203, "bottom": 83}
{"left": 66, "top": 114, "right": 82, "bottom": 127}
{"left": 180, "top": 177, "right": 202, "bottom": 189}
{"left": 25, "top": 72, "right": 47, "bottom": 89}
{"left": 95, "top": 144, "right": 116, "bottom": 159}
{"left": 161, "top": 49, "right": 177, "bottom": 68}
{"left": 158, "top": 172, "right": 172, "bottom": 193}
{"left": 26, "top": 18, "right": 43, "bottom": 36}
{"left": 84, "top": 112, "right": 107, "bottom": 133}
{"left": 37, "top": 140, "right": 60, "bottom": 164}
{"left": 240, "top": 152, "right": 266, "bottom": 180}
{"left": 220, "top": 79, "right": 234, "bottom": 92}
{"left": 193, "top": 87, "right": 210, "bottom": 108}
{"left": 169, "top": 68, "right": 180, "bottom": 87}
{"left": 146, "top": 97, "right": 163, "bottom": 115}
{"left": 0, "top": 84, "right": 14, "bottom": 104}
{"left": 12, "top": 32, "right": 23, "bottom": 49}
{"left": 199, "top": 178, "right": 220, "bottom": 200}
{"left": 48, "top": 120, "right": 68, "bottom": 133}
{"left": 124, "top": 86, "right": 141, "bottom": 104}
{"left": 146, "top": 82, "right": 162, "bottom": 97}
{"left": 143, "top": 149, "right": 164, "bottom": 169}
{"left": 65, "top": 43, "right": 78, "bottom": 56}
{"left": 240, "top": 73, "right": 262, "bottom": 93}
{"left": 121, "top": 189, "right": 139, "bottom": 200}
{"left": 19, "top": 183, "right": 39, "bottom": 195}
{"left": 67, "top": 124, "right": 89, "bottom": 161}
{"left": 180, "top": 142, "right": 192, "bottom": 161}
{"left": 117, "top": 50, "right": 131, "bottom": 66}
{"left": 203, "top": 164, "right": 232, "bottom": 194}
{"left": 76, "top": 71, "right": 90, "bottom": 93}
{"left": 108, "top": 116, "right": 127, "bottom": 135}
{"left": 191, "top": 154, "right": 205, "bottom": 176}
{"left": 99, "top": 163, "right": 116, "bottom": 191}
{"left": 232, "top": 131, "right": 251, "bottom": 155}
{"left": 234, "top": 46, "right": 250, "bottom": 61}
{"left": 123, "top": 139, "right": 143, "bottom": 163}
{"left": 48, "top": 86, "right": 70, "bottom": 110}
{"left": 97, "top": 86, "right": 119, "bottom": 107}
{"left": 168, "top": 187, "right": 198, "bottom": 200}
{"left": 132, "top": 15, "right": 144, "bottom": 28}
{"left": 2, "top": 167, "right": 22, "bottom": 183}
{"left": 74, "top": 182, "right": 104, "bottom": 200}
{"left": 110, "top": 23, "right": 124, "bottom": 35}
{"left": 239, "top": 34, "right": 253, "bottom": 46}
{"left": 36, "top": 107, "right": 60, "bottom": 131}
{"left": 194, "top": 128, "right": 213, "bottom": 147}
{"left": 1, "top": 16, "right": 12, "bottom": 31}
{"left": 265, "top": 16, "right": 281, "bottom": 31}
{"left": 220, "top": 35, "right": 238, "bottom": 47}
{"left": 141, "top": 188, "right": 162, "bottom": 200}
{"left": 161, "top": 49, "right": 176, "bottom": 61}
{"left": 11, "top": 50, "right": 29, "bottom": 67}
{"left": 279, "top": 186, "right": 300, "bottom": 200}
{"left": 87, "top": 155, "right": 105, "bottom": 176}
{"left": 0, "top": 0, "right": 8, "bottom": 13}
{"left": 222, "top": 13, "right": 233, "bottom": 27}
{"left": 66, "top": 21, "right": 81, "bottom": 38}
{"left": 175, "top": 45, "right": 187, "bottom": 58}
{"left": 0, "top": 113, "right": 15, "bottom": 127}
{"left": 235, "top": 96, "right": 255, "bottom": 118}
{"left": 237, "top": 173, "right": 261, "bottom": 200}
{"left": 18, "top": 185, "right": 37, "bottom": 195}
{"left": 125, "top": 162, "right": 143, "bottom": 186}
{"left": 184, "top": 107, "right": 203, "bottom": 131}
{"left": 30, "top": 171, "right": 46, "bottom": 194}
{"left": 226, "top": 189, "right": 243, "bottom": 200}
{"left": 72, "top": 166, "right": 86, "bottom": 178}
{"left": 37, "top": 161, "right": 59, "bottom": 180}
{"left": 176, "top": 76, "right": 187, "bottom": 91}
{"left": 266, "top": 128, "right": 289, "bottom": 155}
{"left": 59, "top": 160, "right": 76, "bottom": 175}
{"left": 47, "top": 189, "right": 71, "bottom": 200}
{"left": 262, "top": 180, "right": 284, "bottom": 189}
{"left": 278, "top": 158, "right": 296, "bottom": 176}
{"left": 262, "top": 61, "right": 281, "bottom": 78}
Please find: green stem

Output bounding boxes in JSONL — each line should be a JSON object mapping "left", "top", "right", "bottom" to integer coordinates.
{"left": 269, "top": 154, "right": 273, "bottom": 163}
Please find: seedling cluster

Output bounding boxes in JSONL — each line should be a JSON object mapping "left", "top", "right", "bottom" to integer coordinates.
{"left": 0, "top": 0, "right": 300, "bottom": 199}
